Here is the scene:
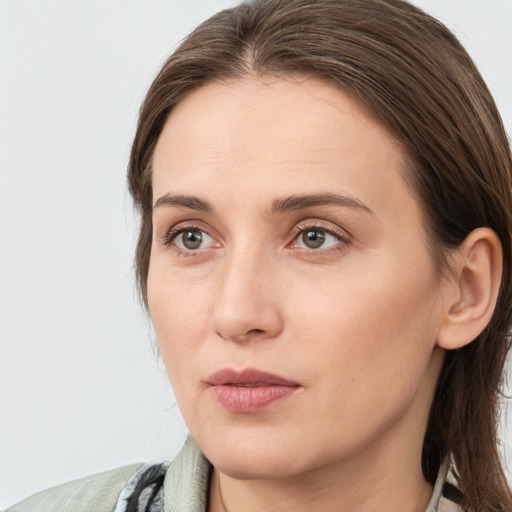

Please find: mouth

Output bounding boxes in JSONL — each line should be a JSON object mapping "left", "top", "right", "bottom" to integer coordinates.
{"left": 206, "top": 368, "right": 301, "bottom": 413}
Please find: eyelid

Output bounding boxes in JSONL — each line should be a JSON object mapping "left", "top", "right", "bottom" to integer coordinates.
{"left": 159, "top": 218, "right": 350, "bottom": 254}
{"left": 161, "top": 221, "right": 219, "bottom": 250}
{"left": 289, "top": 220, "right": 351, "bottom": 250}
{"left": 163, "top": 224, "right": 202, "bottom": 245}
{"left": 293, "top": 219, "right": 350, "bottom": 239}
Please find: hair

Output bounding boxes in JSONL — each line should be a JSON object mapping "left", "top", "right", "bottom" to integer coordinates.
{"left": 128, "top": 0, "right": 512, "bottom": 510}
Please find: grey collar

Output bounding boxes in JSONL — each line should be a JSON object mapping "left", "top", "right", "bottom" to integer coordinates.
{"left": 424, "top": 457, "right": 450, "bottom": 512}
{"left": 164, "top": 437, "right": 212, "bottom": 512}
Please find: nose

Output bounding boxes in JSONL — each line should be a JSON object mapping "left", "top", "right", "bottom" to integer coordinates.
{"left": 210, "top": 247, "right": 284, "bottom": 343}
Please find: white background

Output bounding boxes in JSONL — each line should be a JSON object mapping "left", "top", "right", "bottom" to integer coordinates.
{"left": 1, "top": 0, "right": 511, "bottom": 508}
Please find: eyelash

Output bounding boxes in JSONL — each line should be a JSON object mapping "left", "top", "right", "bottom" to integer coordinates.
{"left": 163, "top": 223, "right": 211, "bottom": 255}
{"left": 289, "top": 222, "right": 350, "bottom": 254}
{"left": 162, "top": 221, "right": 351, "bottom": 255}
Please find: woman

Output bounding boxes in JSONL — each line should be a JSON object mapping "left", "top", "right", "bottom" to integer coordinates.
{"left": 9, "top": 0, "right": 512, "bottom": 511}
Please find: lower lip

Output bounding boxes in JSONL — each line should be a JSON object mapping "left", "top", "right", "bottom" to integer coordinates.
{"left": 210, "top": 384, "right": 299, "bottom": 413}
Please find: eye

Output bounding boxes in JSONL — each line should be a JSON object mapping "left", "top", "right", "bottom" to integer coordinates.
{"left": 167, "top": 228, "right": 215, "bottom": 251}
{"left": 300, "top": 230, "right": 329, "bottom": 249}
{"left": 291, "top": 225, "right": 347, "bottom": 251}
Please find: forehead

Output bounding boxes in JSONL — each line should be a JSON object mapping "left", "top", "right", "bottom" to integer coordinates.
{"left": 155, "top": 77, "right": 400, "bottom": 160}
{"left": 151, "top": 76, "right": 417, "bottom": 222}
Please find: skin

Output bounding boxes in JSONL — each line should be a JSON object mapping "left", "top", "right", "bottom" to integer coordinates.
{"left": 148, "top": 77, "right": 453, "bottom": 512}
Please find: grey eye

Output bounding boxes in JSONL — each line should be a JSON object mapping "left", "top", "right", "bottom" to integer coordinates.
{"left": 293, "top": 227, "right": 342, "bottom": 251}
{"left": 182, "top": 230, "right": 203, "bottom": 250}
{"left": 301, "top": 230, "right": 326, "bottom": 249}
{"left": 174, "top": 229, "right": 213, "bottom": 250}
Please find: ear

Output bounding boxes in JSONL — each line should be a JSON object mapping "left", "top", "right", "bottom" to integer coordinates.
{"left": 436, "top": 228, "right": 503, "bottom": 350}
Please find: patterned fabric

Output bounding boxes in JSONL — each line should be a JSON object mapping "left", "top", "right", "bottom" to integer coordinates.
{"left": 114, "top": 463, "right": 169, "bottom": 512}
{"left": 113, "top": 437, "right": 460, "bottom": 512}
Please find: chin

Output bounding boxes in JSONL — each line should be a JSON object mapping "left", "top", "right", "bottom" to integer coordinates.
{"left": 195, "top": 426, "right": 325, "bottom": 481}
{"left": 212, "top": 449, "right": 302, "bottom": 480}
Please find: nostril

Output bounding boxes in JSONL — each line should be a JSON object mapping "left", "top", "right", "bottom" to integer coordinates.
{"left": 211, "top": 296, "right": 284, "bottom": 342}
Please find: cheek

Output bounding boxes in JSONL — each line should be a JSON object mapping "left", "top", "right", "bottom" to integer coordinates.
{"left": 147, "top": 267, "right": 214, "bottom": 386}
{"left": 288, "top": 277, "right": 441, "bottom": 454}
{"left": 288, "top": 258, "right": 441, "bottom": 393}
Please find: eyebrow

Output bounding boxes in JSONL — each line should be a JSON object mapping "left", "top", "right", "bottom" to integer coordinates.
{"left": 271, "top": 193, "right": 374, "bottom": 215}
{"left": 152, "top": 192, "right": 373, "bottom": 216}
{"left": 153, "top": 194, "right": 214, "bottom": 214}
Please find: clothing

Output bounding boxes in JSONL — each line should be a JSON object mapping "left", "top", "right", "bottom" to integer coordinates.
{"left": 7, "top": 437, "right": 460, "bottom": 512}
{"left": 6, "top": 462, "right": 144, "bottom": 512}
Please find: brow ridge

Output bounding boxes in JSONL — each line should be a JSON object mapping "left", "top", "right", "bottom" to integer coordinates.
{"left": 153, "top": 192, "right": 372, "bottom": 217}
{"left": 153, "top": 194, "right": 214, "bottom": 213}
{"left": 271, "top": 193, "right": 373, "bottom": 215}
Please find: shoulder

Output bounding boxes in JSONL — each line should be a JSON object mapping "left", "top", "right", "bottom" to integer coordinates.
{"left": 7, "top": 463, "right": 144, "bottom": 512}
{"left": 7, "top": 438, "right": 212, "bottom": 512}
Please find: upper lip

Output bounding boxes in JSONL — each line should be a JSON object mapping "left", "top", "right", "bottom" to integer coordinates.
{"left": 207, "top": 368, "right": 300, "bottom": 387}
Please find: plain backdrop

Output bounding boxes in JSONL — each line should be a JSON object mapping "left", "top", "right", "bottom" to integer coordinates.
{"left": 1, "top": 0, "right": 511, "bottom": 508}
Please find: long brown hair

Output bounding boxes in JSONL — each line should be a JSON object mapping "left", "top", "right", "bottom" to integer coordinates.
{"left": 128, "top": 1, "right": 512, "bottom": 509}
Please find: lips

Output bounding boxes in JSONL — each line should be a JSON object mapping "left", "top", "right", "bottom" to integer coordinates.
{"left": 207, "top": 368, "right": 301, "bottom": 413}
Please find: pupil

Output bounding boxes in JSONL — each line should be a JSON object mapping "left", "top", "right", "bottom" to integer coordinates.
{"left": 183, "top": 230, "right": 202, "bottom": 250}
{"left": 303, "top": 230, "right": 325, "bottom": 249}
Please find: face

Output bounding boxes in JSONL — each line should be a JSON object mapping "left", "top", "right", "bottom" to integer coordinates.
{"left": 148, "top": 77, "right": 447, "bottom": 480}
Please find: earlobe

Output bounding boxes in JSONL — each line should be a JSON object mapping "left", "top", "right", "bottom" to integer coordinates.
{"left": 436, "top": 228, "right": 503, "bottom": 350}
